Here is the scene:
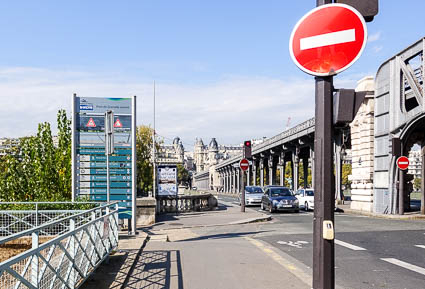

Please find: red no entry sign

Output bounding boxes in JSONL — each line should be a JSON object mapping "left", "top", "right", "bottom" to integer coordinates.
{"left": 396, "top": 156, "right": 410, "bottom": 170}
{"left": 239, "top": 158, "right": 249, "bottom": 171}
{"left": 289, "top": 4, "right": 367, "bottom": 76}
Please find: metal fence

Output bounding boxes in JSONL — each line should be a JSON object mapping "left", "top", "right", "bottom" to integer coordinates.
{"left": 0, "top": 202, "right": 119, "bottom": 289}
{"left": 0, "top": 202, "right": 101, "bottom": 237}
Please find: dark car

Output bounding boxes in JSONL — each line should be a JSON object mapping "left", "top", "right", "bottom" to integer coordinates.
{"left": 261, "top": 186, "right": 299, "bottom": 213}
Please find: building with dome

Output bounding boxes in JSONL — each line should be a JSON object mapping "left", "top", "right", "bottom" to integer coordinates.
{"left": 193, "top": 138, "right": 242, "bottom": 173}
{"left": 192, "top": 137, "right": 242, "bottom": 191}
{"left": 157, "top": 136, "right": 185, "bottom": 166}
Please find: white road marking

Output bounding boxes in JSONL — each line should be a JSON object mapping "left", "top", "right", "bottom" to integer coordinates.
{"left": 300, "top": 29, "right": 355, "bottom": 50}
{"left": 335, "top": 239, "right": 367, "bottom": 251}
{"left": 381, "top": 258, "right": 425, "bottom": 276}
{"left": 277, "top": 240, "right": 309, "bottom": 249}
{"left": 414, "top": 245, "right": 425, "bottom": 249}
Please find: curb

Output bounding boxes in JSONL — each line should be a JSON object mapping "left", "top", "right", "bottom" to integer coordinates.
{"left": 149, "top": 214, "right": 272, "bottom": 232}
{"left": 339, "top": 207, "right": 425, "bottom": 220}
{"left": 228, "top": 214, "right": 272, "bottom": 225}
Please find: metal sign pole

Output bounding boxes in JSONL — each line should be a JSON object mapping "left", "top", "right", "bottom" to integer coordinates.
{"left": 105, "top": 111, "right": 114, "bottom": 204}
{"left": 312, "top": 75, "right": 335, "bottom": 289}
{"left": 312, "top": 4, "right": 335, "bottom": 289}
{"left": 176, "top": 168, "right": 179, "bottom": 216}
{"left": 131, "top": 95, "right": 137, "bottom": 235}
{"left": 106, "top": 153, "right": 110, "bottom": 203}
{"left": 71, "top": 94, "right": 77, "bottom": 202}
{"left": 241, "top": 168, "right": 245, "bottom": 212}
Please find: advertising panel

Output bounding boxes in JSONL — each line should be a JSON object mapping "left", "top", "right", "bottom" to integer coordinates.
{"left": 157, "top": 165, "right": 178, "bottom": 196}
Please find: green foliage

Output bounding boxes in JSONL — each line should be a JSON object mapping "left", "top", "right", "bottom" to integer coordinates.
{"left": 0, "top": 110, "right": 72, "bottom": 202}
{"left": 285, "top": 165, "right": 292, "bottom": 188}
{"left": 414, "top": 177, "right": 421, "bottom": 191}
{"left": 342, "top": 163, "right": 352, "bottom": 189}
{"left": 298, "top": 162, "right": 312, "bottom": 189}
{"left": 177, "top": 164, "right": 190, "bottom": 186}
{"left": 136, "top": 125, "right": 162, "bottom": 195}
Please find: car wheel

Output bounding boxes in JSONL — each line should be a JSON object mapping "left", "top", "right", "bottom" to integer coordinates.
{"left": 305, "top": 202, "right": 309, "bottom": 211}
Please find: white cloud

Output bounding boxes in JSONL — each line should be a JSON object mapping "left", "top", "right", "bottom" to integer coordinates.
{"left": 368, "top": 31, "right": 381, "bottom": 43}
{"left": 372, "top": 45, "right": 383, "bottom": 53}
{"left": 0, "top": 67, "right": 373, "bottom": 147}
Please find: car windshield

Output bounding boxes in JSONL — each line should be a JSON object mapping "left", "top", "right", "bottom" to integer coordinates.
{"left": 270, "top": 188, "right": 292, "bottom": 197}
{"left": 306, "top": 190, "right": 314, "bottom": 196}
{"left": 246, "top": 187, "right": 263, "bottom": 194}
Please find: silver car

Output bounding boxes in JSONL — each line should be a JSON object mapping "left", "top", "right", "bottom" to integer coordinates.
{"left": 239, "top": 186, "right": 264, "bottom": 206}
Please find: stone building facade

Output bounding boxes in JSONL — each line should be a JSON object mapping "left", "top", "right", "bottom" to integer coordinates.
{"left": 192, "top": 138, "right": 242, "bottom": 191}
{"left": 157, "top": 137, "right": 185, "bottom": 166}
{"left": 193, "top": 138, "right": 242, "bottom": 173}
{"left": 349, "top": 76, "right": 375, "bottom": 212}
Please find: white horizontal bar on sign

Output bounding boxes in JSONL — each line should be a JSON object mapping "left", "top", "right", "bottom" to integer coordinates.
{"left": 398, "top": 162, "right": 409, "bottom": 164}
{"left": 300, "top": 29, "right": 355, "bottom": 50}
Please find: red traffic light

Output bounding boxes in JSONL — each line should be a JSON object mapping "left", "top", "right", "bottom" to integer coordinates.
{"left": 243, "top": 140, "right": 252, "bottom": 159}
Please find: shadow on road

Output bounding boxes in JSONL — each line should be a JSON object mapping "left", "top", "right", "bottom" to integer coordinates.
{"left": 124, "top": 250, "right": 184, "bottom": 289}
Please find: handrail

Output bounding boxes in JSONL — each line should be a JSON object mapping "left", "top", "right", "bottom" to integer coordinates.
{"left": 0, "top": 201, "right": 119, "bottom": 245}
{"left": 0, "top": 209, "right": 117, "bottom": 268}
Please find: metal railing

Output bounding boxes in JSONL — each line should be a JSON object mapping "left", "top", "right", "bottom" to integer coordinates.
{"left": 0, "top": 202, "right": 119, "bottom": 289}
{"left": 0, "top": 202, "right": 102, "bottom": 237}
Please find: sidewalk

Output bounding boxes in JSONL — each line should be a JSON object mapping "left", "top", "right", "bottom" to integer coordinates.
{"left": 84, "top": 201, "right": 314, "bottom": 289}
{"left": 338, "top": 201, "right": 425, "bottom": 220}
{"left": 121, "top": 201, "right": 312, "bottom": 289}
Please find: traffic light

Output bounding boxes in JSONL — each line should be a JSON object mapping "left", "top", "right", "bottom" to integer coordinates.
{"left": 335, "top": 0, "right": 378, "bottom": 22}
{"left": 243, "top": 140, "right": 252, "bottom": 159}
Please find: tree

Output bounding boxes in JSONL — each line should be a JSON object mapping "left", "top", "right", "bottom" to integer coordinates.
{"left": 135, "top": 125, "right": 162, "bottom": 196}
{"left": 285, "top": 164, "right": 292, "bottom": 188}
{"left": 177, "top": 164, "right": 190, "bottom": 186}
{"left": 0, "top": 110, "right": 72, "bottom": 202}
{"left": 414, "top": 177, "right": 421, "bottom": 191}
{"left": 342, "top": 163, "right": 352, "bottom": 190}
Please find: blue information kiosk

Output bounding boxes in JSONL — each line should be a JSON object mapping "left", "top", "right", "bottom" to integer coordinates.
{"left": 72, "top": 95, "right": 137, "bottom": 234}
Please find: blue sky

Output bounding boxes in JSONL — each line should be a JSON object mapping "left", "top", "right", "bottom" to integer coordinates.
{"left": 0, "top": 1, "right": 424, "bottom": 147}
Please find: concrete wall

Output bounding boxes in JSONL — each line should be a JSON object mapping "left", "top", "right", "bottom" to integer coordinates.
{"left": 136, "top": 197, "right": 156, "bottom": 226}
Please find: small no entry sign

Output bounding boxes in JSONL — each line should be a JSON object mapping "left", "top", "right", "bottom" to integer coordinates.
{"left": 396, "top": 156, "right": 409, "bottom": 170}
{"left": 239, "top": 158, "right": 249, "bottom": 171}
{"left": 289, "top": 4, "right": 367, "bottom": 76}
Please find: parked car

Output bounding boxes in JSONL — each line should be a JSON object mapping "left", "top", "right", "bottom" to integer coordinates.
{"left": 239, "top": 186, "right": 264, "bottom": 206}
{"left": 261, "top": 186, "right": 299, "bottom": 213}
{"left": 295, "top": 189, "right": 314, "bottom": 211}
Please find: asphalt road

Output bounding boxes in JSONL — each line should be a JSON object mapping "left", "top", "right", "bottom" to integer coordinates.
{"left": 214, "top": 194, "right": 425, "bottom": 289}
